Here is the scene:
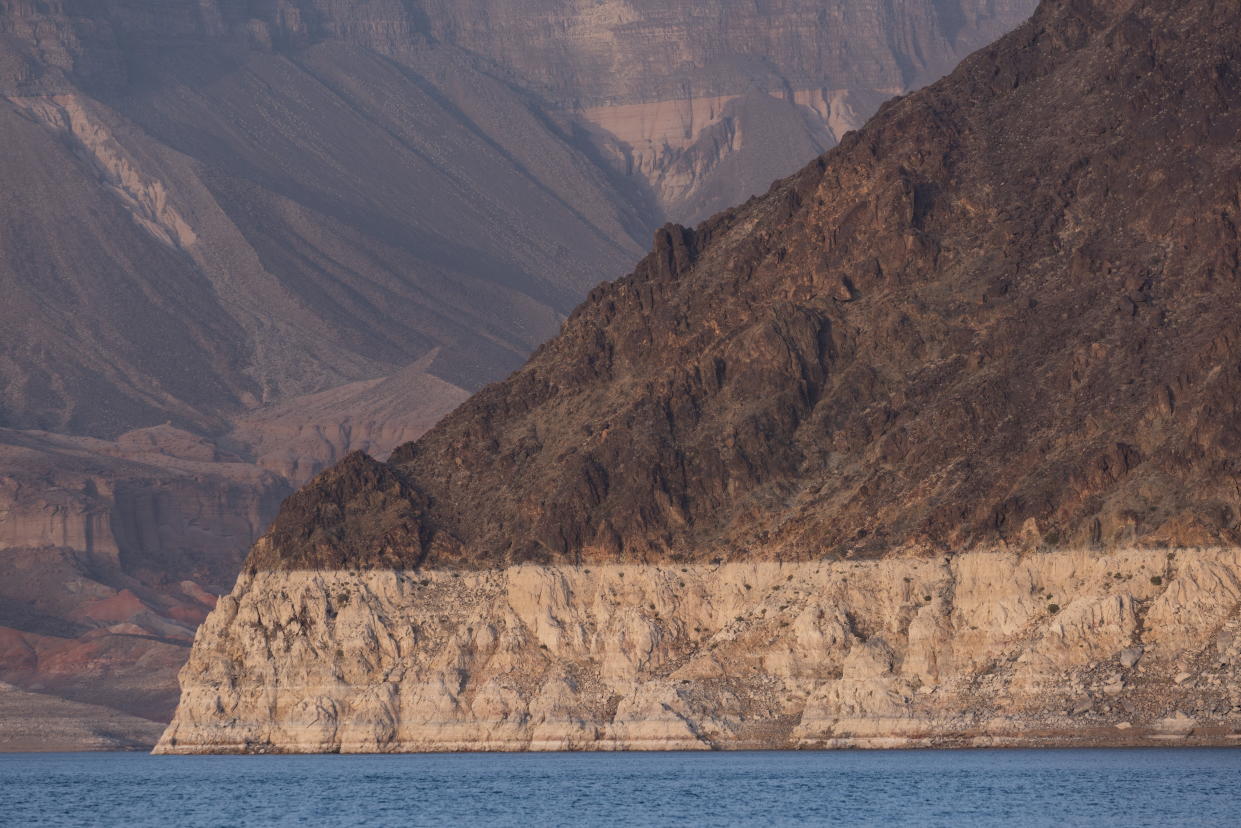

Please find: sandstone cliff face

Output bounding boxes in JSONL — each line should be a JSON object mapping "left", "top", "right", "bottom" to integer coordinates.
{"left": 0, "top": 428, "right": 287, "bottom": 585}
{"left": 161, "top": 0, "right": 1241, "bottom": 753}
{"left": 158, "top": 549, "right": 1241, "bottom": 752}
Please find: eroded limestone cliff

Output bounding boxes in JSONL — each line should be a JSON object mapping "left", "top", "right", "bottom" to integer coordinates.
{"left": 158, "top": 549, "right": 1241, "bottom": 752}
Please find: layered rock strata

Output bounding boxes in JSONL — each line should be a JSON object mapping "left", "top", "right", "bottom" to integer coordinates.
{"left": 0, "top": 427, "right": 289, "bottom": 730}
{"left": 411, "top": 0, "right": 1035, "bottom": 220}
{"left": 158, "top": 549, "right": 1241, "bottom": 752}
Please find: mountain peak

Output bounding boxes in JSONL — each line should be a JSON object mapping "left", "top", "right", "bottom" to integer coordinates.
{"left": 248, "top": 0, "right": 1240, "bottom": 570}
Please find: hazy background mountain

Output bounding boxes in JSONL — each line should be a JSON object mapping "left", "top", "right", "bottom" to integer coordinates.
{"left": 0, "top": 0, "right": 1034, "bottom": 747}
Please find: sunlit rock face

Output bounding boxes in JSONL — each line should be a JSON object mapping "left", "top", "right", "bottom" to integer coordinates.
{"left": 158, "top": 550, "right": 1241, "bottom": 753}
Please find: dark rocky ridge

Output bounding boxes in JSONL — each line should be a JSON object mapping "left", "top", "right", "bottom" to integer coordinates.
{"left": 255, "top": 0, "right": 1241, "bottom": 571}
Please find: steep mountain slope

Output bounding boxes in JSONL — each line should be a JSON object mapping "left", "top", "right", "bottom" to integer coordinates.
{"left": 0, "top": 44, "right": 641, "bottom": 437}
{"left": 0, "top": 0, "right": 1037, "bottom": 747}
{"left": 160, "top": 0, "right": 1241, "bottom": 753}
{"left": 0, "top": 0, "right": 1034, "bottom": 436}
{"left": 262, "top": 0, "right": 1241, "bottom": 571}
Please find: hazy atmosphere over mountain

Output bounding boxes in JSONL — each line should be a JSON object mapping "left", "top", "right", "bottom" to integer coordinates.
{"left": 0, "top": 0, "right": 1036, "bottom": 749}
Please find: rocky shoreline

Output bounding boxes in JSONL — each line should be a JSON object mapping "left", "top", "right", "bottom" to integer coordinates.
{"left": 157, "top": 548, "right": 1241, "bottom": 753}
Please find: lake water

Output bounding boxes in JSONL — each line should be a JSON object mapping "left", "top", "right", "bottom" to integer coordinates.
{"left": 1, "top": 749, "right": 1238, "bottom": 826}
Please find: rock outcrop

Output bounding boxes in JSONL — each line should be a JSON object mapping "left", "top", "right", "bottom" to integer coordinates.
{"left": 248, "top": 0, "right": 1241, "bottom": 572}
{"left": 161, "top": 0, "right": 1241, "bottom": 752}
{"left": 159, "top": 549, "right": 1241, "bottom": 752}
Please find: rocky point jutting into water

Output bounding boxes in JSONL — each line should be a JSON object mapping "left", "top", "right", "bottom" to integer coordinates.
{"left": 159, "top": 0, "right": 1241, "bottom": 753}
{"left": 0, "top": 0, "right": 1034, "bottom": 747}
{"left": 160, "top": 550, "right": 1241, "bottom": 751}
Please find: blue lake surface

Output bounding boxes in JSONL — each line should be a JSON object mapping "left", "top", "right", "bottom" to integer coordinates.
{"left": 1, "top": 748, "right": 1238, "bottom": 826}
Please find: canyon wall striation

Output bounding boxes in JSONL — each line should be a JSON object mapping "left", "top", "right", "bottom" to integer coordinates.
{"left": 0, "top": 428, "right": 289, "bottom": 729}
